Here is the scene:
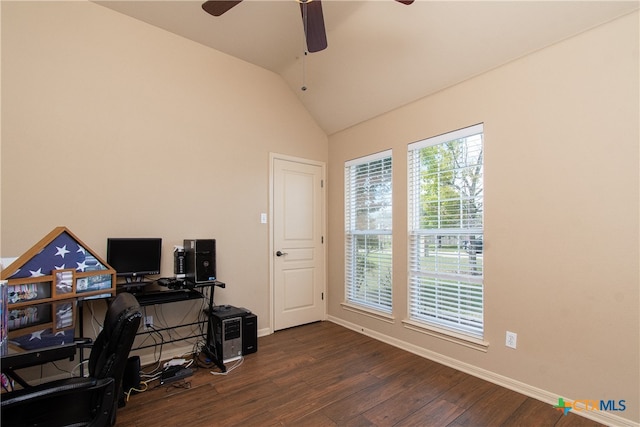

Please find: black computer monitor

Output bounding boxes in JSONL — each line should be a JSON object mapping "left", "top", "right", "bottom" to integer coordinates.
{"left": 106, "top": 238, "right": 162, "bottom": 280}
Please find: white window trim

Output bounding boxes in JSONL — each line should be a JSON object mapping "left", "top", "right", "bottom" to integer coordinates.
{"left": 402, "top": 319, "right": 489, "bottom": 352}
{"left": 345, "top": 149, "right": 392, "bottom": 167}
{"left": 408, "top": 124, "right": 484, "bottom": 151}
{"left": 341, "top": 302, "right": 395, "bottom": 324}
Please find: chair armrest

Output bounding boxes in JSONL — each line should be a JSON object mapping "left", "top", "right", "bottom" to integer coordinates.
{"left": 1, "top": 377, "right": 100, "bottom": 407}
{"left": 1, "top": 377, "right": 115, "bottom": 427}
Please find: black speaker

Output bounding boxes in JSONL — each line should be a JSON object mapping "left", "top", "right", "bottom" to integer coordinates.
{"left": 184, "top": 239, "right": 216, "bottom": 283}
{"left": 121, "top": 355, "right": 141, "bottom": 406}
{"left": 242, "top": 313, "right": 258, "bottom": 355}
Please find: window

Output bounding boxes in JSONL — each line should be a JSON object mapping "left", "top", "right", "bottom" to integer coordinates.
{"left": 408, "top": 124, "right": 484, "bottom": 337}
{"left": 345, "top": 150, "right": 393, "bottom": 313}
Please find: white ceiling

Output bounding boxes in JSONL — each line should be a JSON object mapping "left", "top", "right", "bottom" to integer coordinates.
{"left": 95, "top": 0, "right": 639, "bottom": 135}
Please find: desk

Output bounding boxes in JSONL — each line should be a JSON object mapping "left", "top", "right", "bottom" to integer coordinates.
{"left": 134, "top": 289, "right": 202, "bottom": 306}
{"left": 1, "top": 343, "right": 77, "bottom": 389}
{"left": 128, "top": 281, "right": 224, "bottom": 352}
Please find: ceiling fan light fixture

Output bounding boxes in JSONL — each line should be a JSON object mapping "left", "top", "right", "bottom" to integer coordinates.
{"left": 203, "top": 0, "right": 411, "bottom": 53}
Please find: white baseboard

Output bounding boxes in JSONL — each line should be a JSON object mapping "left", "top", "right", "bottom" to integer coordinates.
{"left": 327, "top": 315, "right": 638, "bottom": 427}
{"left": 258, "top": 327, "right": 272, "bottom": 338}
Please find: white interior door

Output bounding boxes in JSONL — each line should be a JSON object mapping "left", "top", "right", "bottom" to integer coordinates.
{"left": 273, "top": 157, "right": 325, "bottom": 331}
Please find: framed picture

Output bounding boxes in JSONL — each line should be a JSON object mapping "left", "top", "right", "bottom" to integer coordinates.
{"left": 7, "top": 302, "right": 52, "bottom": 332}
{"left": 76, "top": 274, "right": 112, "bottom": 294}
{"left": 7, "top": 281, "right": 50, "bottom": 304}
{"left": 53, "top": 300, "right": 75, "bottom": 332}
{"left": 53, "top": 269, "right": 75, "bottom": 297}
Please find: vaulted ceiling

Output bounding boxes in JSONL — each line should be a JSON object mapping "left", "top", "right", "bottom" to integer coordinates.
{"left": 95, "top": 1, "right": 639, "bottom": 135}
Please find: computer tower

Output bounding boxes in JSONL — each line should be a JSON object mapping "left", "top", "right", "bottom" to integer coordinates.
{"left": 184, "top": 239, "right": 216, "bottom": 283}
{"left": 210, "top": 314, "right": 242, "bottom": 363}
{"left": 242, "top": 313, "right": 258, "bottom": 355}
{"left": 208, "top": 306, "right": 247, "bottom": 364}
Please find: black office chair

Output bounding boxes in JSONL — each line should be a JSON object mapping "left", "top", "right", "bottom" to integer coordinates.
{"left": 1, "top": 292, "right": 142, "bottom": 427}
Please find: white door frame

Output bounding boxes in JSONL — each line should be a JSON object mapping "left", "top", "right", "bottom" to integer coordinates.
{"left": 268, "top": 153, "right": 327, "bottom": 334}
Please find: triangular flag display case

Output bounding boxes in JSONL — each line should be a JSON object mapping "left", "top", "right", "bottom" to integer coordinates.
{"left": 0, "top": 227, "right": 116, "bottom": 351}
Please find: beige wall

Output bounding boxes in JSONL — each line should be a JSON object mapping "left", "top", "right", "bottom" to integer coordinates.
{"left": 328, "top": 11, "right": 639, "bottom": 424}
{"left": 1, "top": 0, "right": 327, "bottom": 346}
{"left": 2, "top": 0, "right": 638, "bottom": 424}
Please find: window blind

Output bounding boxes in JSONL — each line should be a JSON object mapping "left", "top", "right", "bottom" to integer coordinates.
{"left": 345, "top": 150, "right": 393, "bottom": 313}
{"left": 408, "top": 124, "right": 484, "bottom": 337}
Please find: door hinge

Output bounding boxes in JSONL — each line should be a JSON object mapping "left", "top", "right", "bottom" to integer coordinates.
{"left": 321, "top": 179, "right": 324, "bottom": 188}
{"left": 321, "top": 236, "right": 324, "bottom": 244}
{"left": 322, "top": 292, "right": 324, "bottom": 301}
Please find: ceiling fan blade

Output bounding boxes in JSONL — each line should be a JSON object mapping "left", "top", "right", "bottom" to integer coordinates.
{"left": 395, "top": 0, "right": 414, "bottom": 4}
{"left": 202, "top": 1, "right": 243, "bottom": 17}
{"left": 300, "top": 0, "right": 327, "bottom": 53}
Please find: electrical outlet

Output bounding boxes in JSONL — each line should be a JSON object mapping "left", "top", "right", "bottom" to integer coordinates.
{"left": 506, "top": 331, "right": 517, "bottom": 349}
{"left": 145, "top": 315, "right": 153, "bottom": 330}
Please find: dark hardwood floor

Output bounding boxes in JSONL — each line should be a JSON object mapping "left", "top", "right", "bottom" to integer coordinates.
{"left": 116, "top": 321, "right": 604, "bottom": 427}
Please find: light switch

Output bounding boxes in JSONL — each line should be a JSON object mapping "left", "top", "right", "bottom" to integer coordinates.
{"left": 260, "top": 213, "right": 267, "bottom": 224}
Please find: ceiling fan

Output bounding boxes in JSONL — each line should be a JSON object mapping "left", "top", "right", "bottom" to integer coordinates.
{"left": 202, "top": 0, "right": 414, "bottom": 53}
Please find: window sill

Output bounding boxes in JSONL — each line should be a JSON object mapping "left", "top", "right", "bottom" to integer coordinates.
{"left": 341, "top": 302, "right": 395, "bottom": 324}
{"left": 402, "top": 319, "right": 489, "bottom": 352}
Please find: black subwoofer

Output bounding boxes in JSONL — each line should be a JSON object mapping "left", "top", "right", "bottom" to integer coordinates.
{"left": 242, "top": 313, "right": 258, "bottom": 355}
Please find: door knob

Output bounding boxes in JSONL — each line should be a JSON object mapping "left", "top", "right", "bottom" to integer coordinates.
{"left": 276, "top": 250, "right": 288, "bottom": 257}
